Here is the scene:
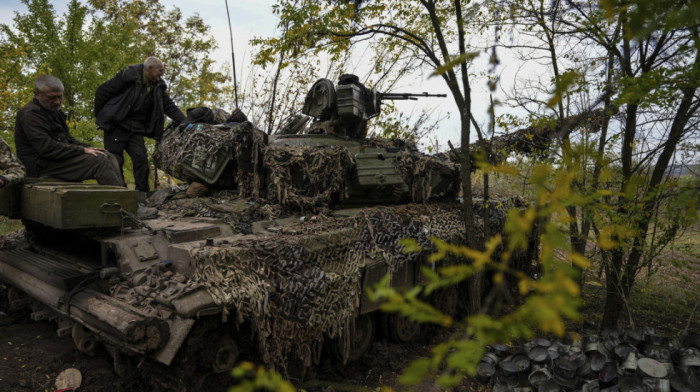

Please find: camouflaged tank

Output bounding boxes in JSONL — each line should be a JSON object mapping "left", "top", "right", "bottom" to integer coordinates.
{"left": 0, "top": 76, "right": 533, "bottom": 387}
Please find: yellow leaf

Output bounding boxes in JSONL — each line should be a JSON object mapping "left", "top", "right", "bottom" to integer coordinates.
{"left": 518, "top": 279, "right": 529, "bottom": 295}
{"left": 569, "top": 252, "right": 590, "bottom": 269}
{"left": 561, "top": 276, "right": 581, "bottom": 297}
{"left": 430, "top": 51, "right": 480, "bottom": 77}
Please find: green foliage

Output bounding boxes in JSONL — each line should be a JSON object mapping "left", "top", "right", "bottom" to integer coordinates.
{"left": 368, "top": 156, "right": 597, "bottom": 388}
{"left": 0, "top": 217, "right": 24, "bottom": 236}
{"left": 547, "top": 70, "right": 582, "bottom": 109}
{"left": 229, "top": 362, "right": 295, "bottom": 392}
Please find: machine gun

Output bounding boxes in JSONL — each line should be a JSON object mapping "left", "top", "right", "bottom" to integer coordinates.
{"left": 376, "top": 92, "right": 448, "bottom": 101}
{"left": 298, "top": 75, "right": 447, "bottom": 138}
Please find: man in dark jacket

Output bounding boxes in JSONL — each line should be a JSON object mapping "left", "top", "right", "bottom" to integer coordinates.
{"left": 15, "top": 75, "right": 123, "bottom": 185}
{"left": 94, "top": 56, "right": 186, "bottom": 194}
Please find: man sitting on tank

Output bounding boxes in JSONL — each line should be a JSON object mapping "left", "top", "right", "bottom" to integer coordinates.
{"left": 0, "top": 136, "right": 25, "bottom": 188}
{"left": 14, "top": 75, "right": 123, "bottom": 186}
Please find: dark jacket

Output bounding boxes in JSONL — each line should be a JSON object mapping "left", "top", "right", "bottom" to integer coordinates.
{"left": 15, "top": 99, "right": 88, "bottom": 177}
{"left": 94, "top": 64, "right": 186, "bottom": 142}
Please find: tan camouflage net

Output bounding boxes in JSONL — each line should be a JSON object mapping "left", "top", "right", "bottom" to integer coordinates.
{"left": 0, "top": 229, "right": 26, "bottom": 249}
{"left": 155, "top": 122, "right": 267, "bottom": 196}
{"left": 180, "top": 202, "right": 504, "bottom": 374}
{"left": 264, "top": 142, "right": 458, "bottom": 210}
{"left": 264, "top": 145, "right": 354, "bottom": 210}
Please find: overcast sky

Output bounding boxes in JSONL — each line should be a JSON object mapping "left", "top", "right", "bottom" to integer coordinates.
{"left": 0, "top": 0, "right": 505, "bottom": 148}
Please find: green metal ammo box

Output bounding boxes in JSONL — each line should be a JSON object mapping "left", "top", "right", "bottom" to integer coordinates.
{"left": 21, "top": 183, "right": 138, "bottom": 229}
{"left": 0, "top": 178, "right": 69, "bottom": 219}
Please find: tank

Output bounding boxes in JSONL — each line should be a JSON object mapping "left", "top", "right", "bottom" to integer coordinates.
{"left": 0, "top": 75, "right": 533, "bottom": 389}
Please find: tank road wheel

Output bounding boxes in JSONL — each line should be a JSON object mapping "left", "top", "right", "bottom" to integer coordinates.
{"left": 348, "top": 313, "right": 375, "bottom": 361}
{"left": 72, "top": 324, "right": 97, "bottom": 355}
{"left": 107, "top": 347, "right": 136, "bottom": 380}
{"left": 327, "top": 313, "right": 375, "bottom": 362}
{"left": 380, "top": 312, "right": 421, "bottom": 343}
{"left": 6, "top": 286, "right": 28, "bottom": 311}
{"left": 0, "top": 286, "right": 28, "bottom": 326}
{"left": 286, "top": 357, "right": 309, "bottom": 385}
{"left": 211, "top": 337, "right": 239, "bottom": 373}
{"left": 431, "top": 286, "right": 459, "bottom": 317}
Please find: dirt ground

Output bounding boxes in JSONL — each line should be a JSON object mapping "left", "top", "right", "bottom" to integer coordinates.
{"left": 0, "top": 314, "right": 473, "bottom": 392}
{"left": 0, "top": 319, "right": 117, "bottom": 392}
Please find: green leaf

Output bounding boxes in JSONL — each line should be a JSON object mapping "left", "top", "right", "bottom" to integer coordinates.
{"left": 430, "top": 51, "right": 480, "bottom": 77}
{"left": 399, "top": 358, "right": 432, "bottom": 385}
{"left": 400, "top": 238, "right": 422, "bottom": 253}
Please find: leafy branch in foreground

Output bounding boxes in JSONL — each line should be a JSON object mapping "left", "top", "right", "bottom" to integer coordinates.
{"left": 229, "top": 362, "right": 295, "bottom": 392}
{"left": 367, "top": 159, "right": 596, "bottom": 388}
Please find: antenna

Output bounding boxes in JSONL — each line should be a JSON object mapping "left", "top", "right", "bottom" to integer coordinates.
{"left": 225, "top": 0, "right": 239, "bottom": 109}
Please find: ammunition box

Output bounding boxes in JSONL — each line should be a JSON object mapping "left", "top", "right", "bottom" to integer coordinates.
{"left": 337, "top": 84, "right": 365, "bottom": 120}
{"left": 0, "top": 178, "right": 66, "bottom": 219}
{"left": 180, "top": 148, "right": 233, "bottom": 185}
{"left": 353, "top": 151, "right": 404, "bottom": 188}
{"left": 21, "top": 183, "right": 137, "bottom": 229}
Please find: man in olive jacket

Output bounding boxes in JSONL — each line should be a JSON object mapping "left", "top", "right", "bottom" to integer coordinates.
{"left": 95, "top": 56, "right": 186, "bottom": 193}
{"left": 15, "top": 75, "right": 123, "bottom": 186}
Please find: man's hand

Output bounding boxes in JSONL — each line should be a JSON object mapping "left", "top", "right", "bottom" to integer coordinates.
{"left": 84, "top": 147, "right": 108, "bottom": 157}
{"left": 0, "top": 177, "right": 4, "bottom": 187}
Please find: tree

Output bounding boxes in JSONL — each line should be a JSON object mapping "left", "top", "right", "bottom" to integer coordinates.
{"left": 521, "top": 0, "right": 699, "bottom": 329}
{"left": 475, "top": 0, "right": 698, "bottom": 329}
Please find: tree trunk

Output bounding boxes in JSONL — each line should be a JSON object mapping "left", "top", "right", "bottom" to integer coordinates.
{"left": 601, "top": 48, "right": 698, "bottom": 327}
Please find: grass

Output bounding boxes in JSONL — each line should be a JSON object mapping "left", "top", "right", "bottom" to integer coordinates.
{"left": 576, "top": 222, "right": 700, "bottom": 336}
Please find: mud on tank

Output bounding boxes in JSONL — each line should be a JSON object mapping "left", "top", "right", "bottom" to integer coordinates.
{"left": 0, "top": 76, "right": 537, "bottom": 389}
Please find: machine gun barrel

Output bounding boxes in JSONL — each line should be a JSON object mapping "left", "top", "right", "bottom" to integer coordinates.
{"left": 378, "top": 92, "right": 447, "bottom": 101}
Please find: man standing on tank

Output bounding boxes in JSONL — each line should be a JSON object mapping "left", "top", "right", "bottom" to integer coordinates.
{"left": 14, "top": 75, "right": 123, "bottom": 185}
{"left": 94, "top": 56, "right": 186, "bottom": 197}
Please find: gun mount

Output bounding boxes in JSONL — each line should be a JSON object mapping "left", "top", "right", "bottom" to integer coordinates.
{"left": 291, "top": 74, "right": 446, "bottom": 138}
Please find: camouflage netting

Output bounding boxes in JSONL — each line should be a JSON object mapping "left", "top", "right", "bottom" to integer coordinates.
{"left": 0, "top": 229, "right": 26, "bottom": 249}
{"left": 264, "top": 145, "right": 354, "bottom": 210}
{"left": 156, "top": 119, "right": 457, "bottom": 211}
{"left": 154, "top": 121, "right": 267, "bottom": 196}
{"left": 264, "top": 141, "right": 459, "bottom": 210}
{"left": 179, "top": 201, "right": 519, "bottom": 374}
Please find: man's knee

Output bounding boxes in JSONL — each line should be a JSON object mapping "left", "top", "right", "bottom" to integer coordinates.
{"left": 91, "top": 154, "right": 119, "bottom": 172}
{"left": 106, "top": 153, "right": 119, "bottom": 168}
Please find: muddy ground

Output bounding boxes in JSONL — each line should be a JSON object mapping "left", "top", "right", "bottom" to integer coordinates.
{"left": 0, "top": 313, "right": 473, "bottom": 392}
